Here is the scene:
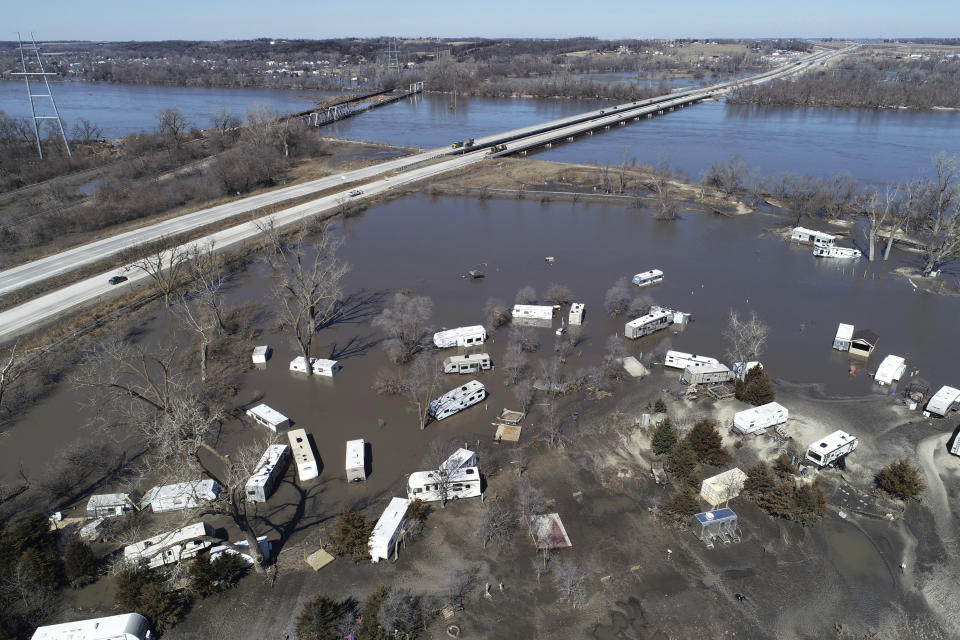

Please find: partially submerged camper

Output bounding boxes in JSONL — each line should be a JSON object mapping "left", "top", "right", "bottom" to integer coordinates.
{"left": 805, "top": 430, "right": 858, "bottom": 468}
{"left": 569, "top": 303, "right": 585, "bottom": 326}
{"left": 833, "top": 324, "right": 854, "bottom": 351}
{"left": 849, "top": 329, "right": 878, "bottom": 357}
{"left": 245, "top": 403, "right": 290, "bottom": 432}
{"left": 124, "top": 522, "right": 214, "bottom": 569}
{"left": 700, "top": 468, "right": 748, "bottom": 507}
{"left": 681, "top": 363, "right": 734, "bottom": 385}
{"left": 287, "top": 429, "right": 319, "bottom": 482}
{"left": 632, "top": 269, "right": 664, "bottom": 287}
{"left": 407, "top": 466, "right": 482, "bottom": 503}
{"left": 927, "top": 385, "right": 960, "bottom": 417}
{"left": 369, "top": 497, "right": 409, "bottom": 563}
{"left": 875, "top": 355, "right": 907, "bottom": 385}
{"left": 733, "top": 402, "right": 788, "bottom": 435}
{"left": 624, "top": 309, "right": 673, "bottom": 339}
{"left": 441, "top": 448, "right": 478, "bottom": 473}
{"left": 289, "top": 356, "right": 340, "bottom": 377}
{"left": 791, "top": 227, "right": 835, "bottom": 246}
{"left": 245, "top": 444, "right": 290, "bottom": 503}
{"left": 649, "top": 305, "right": 691, "bottom": 325}
{"left": 346, "top": 439, "right": 366, "bottom": 482}
{"left": 433, "top": 325, "right": 487, "bottom": 349}
{"left": 428, "top": 380, "right": 486, "bottom": 421}
{"left": 148, "top": 479, "right": 219, "bottom": 513}
{"left": 251, "top": 345, "right": 272, "bottom": 364}
{"left": 511, "top": 304, "right": 554, "bottom": 320}
{"left": 30, "top": 613, "right": 150, "bottom": 640}
{"left": 443, "top": 353, "right": 492, "bottom": 374}
{"left": 813, "top": 245, "right": 861, "bottom": 259}
{"left": 86, "top": 493, "right": 135, "bottom": 519}
{"left": 665, "top": 351, "right": 720, "bottom": 371}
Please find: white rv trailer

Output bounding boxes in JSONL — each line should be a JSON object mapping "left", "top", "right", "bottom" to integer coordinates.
{"left": 149, "top": 479, "right": 219, "bottom": 513}
{"left": 624, "top": 309, "right": 673, "bottom": 339}
{"left": 245, "top": 444, "right": 290, "bottom": 503}
{"left": 791, "top": 226, "right": 836, "bottom": 246}
{"left": 874, "top": 355, "right": 907, "bottom": 385}
{"left": 251, "top": 345, "right": 271, "bottom": 364}
{"left": 30, "top": 613, "right": 150, "bottom": 640}
{"left": 833, "top": 323, "right": 854, "bottom": 351}
{"left": 346, "top": 439, "right": 366, "bottom": 482}
{"left": 649, "top": 305, "right": 691, "bottom": 325}
{"left": 805, "top": 430, "right": 858, "bottom": 468}
{"left": 511, "top": 304, "right": 554, "bottom": 320}
{"left": 433, "top": 325, "right": 487, "bottom": 349}
{"left": 632, "top": 269, "right": 664, "bottom": 287}
{"left": 813, "top": 246, "right": 862, "bottom": 259}
{"left": 927, "top": 386, "right": 960, "bottom": 417}
{"left": 681, "top": 363, "right": 735, "bottom": 385}
{"left": 407, "top": 466, "right": 482, "bottom": 503}
{"left": 731, "top": 361, "right": 763, "bottom": 380}
{"left": 443, "top": 353, "right": 492, "bottom": 374}
{"left": 665, "top": 350, "right": 721, "bottom": 371}
{"left": 124, "top": 522, "right": 214, "bottom": 569}
{"left": 441, "top": 448, "right": 478, "bottom": 472}
{"left": 287, "top": 429, "right": 319, "bottom": 482}
{"left": 428, "top": 380, "right": 486, "bottom": 421}
{"left": 245, "top": 404, "right": 291, "bottom": 432}
{"left": 569, "top": 303, "right": 585, "bottom": 326}
{"left": 86, "top": 493, "right": 134, "bottom": 519}
{"left": 368, "top": 497, "right": 409, "bottom": 563}
{"left": 289, "top": 356, "right": 340, "bottom": 377}
{"left": 733, "top": 402, "right": 788, "bottom": 435}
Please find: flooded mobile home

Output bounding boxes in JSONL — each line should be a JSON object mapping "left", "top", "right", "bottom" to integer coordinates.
{"left": 85, "top": 493, "right": 135, "bottom": 519}
{"left": 428, "top": 380, "right": 486, "bottom": 420}
{"left": 443, "top": 353, "right": 492, "bottom": 374}
{"left": 569, "top": 303, "right": 585, "bottom": 326}
{"left": 664, "top": 350, "right": 720, "bottom": 370}
{"left": 681, "top": 363, "right": 735, "bottom": 385}
{"left": 251, "top": 345, "right": 272, "bottom": 364}
{"left": 433, "top": 325, "right": 487, "bottom": 348}
{"left": 245, "top": 404, "right": 291, "bottom": 432}
{"left": 147, "top": 479, "right": 219, "bottom": 513}
{"left": 632, "top": 269, "right": 664, "bottom": 287}
{"left": 813, "top": 245, "right": 862, "bottom": 259}
{"left": 833, "top": 323, "right": 854, "bottom": 351}
{"left": 124, "top": 522, "right": 214, "bottom": 569}
{"left": 733, "top": 402, "right": 788, "bottom": 435}
{"left": 624, "top": 309, "right": 673, "bottom": 339}
{"left": 511, "top": 304, "right": 554, "bottom": 320}
{"left": 245, "top": 444, "right": 290, "bottom": 503}
{"left": 927, "top": 385, "right": 960, "bottom": 417}
{"left": 368, "top": 497, "right": 409, "bottom": 563}
{"left": 406, "top": 466, "right": 482, "bottom": 503}
{"left": 289, "top": 356, "right": 340, "bottom": 377}
{"left": 649, "top": 305, "right": 691, "bottom": 325}
{"left": 791, "top": 226, "right": 835, "bottom": 246}
{"left": 346, "top": 439, "right": 366, "bottom": 482}
{"left": 875, "top": 355, "right": 907, "bottom": 385}
{"left": 287, "top": 428, "right": 319, "bottom": 482}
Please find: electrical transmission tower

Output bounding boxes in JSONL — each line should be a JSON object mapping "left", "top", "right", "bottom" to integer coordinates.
{"left": 13, "top": 32, "right": 71, "bottom": 159}
{"left": 385, "top": 38, "right": 401, "bottom": 72}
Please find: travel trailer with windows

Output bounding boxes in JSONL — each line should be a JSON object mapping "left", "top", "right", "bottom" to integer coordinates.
{"left": 833, "top": 323, "right": 854, "bottom": 350}
{"left": 649, "top": 305, "right": 691, "bottom": 325}
{"left": 245, "top": 444, "right": 290, "bottom": 503}
{"left": 791, "top": 227, "right": 835, "bottom": 246}
{"left": 681, "top": 363, "right": 734, "bottom": 385}
{"left": 245, "top": 404, "right": 290, "bottom": 432}
{"left": 148, "top": 479, "right": 219, "bottom": 513}
{"left": 30, "top": 613, "right": 150, "bottom": 640}
{"left": 428, "top": 380, "right": 486, "bottom": 421}
{"left": 632, "top": 269, "right": 664, "bottom": 287}
{"left": 813, "top": 246, "right": 862, "bottom": 259}
{"left": 287, "top": 429, "right": 318, "bottom": 482}
{"left": 443, "top": 353, "right": 492, "bottom": 374}
{"left": 805, "top": 431, "right": 858, "bottom": 468}
{"left": 346, "top": 439, "right": 366, "bottom": 482}
{"left": 86, "top": 493, "right": 135, "bottom": 519}
{"left": 927, "top": 386, "right": 960, "bottom": 417}
{"left": 874, "top": 355, "right": 907, "bottom": 385}
{"left": 124, "top": 522, "right": 214, "bottom": 569}
{"left": 733, "top": 402, "right": 788, "bottom": 435}
{"left": 665, "top": 351, "right": 720, "bottom": 370}
{"left": 289, "top": 356, "right": 340, "bottom": 377}
{"left": 569, "top": 303, "right": 585, "bottom": 326}
{"left": 433, "top": 325, "right": 486, "bottom": 349}
{"left": 624, "top": 309, "right": 673, "bottom": 339}
{"left": 368, "top": 497, "right": 409, "bottom": 563}
{"left": 251, "top": 345, "right": 271, "bottom": 364}
{"left": 407, "top": 466, "right": 482, "bottom": 503}
{"left": 511, "top": 304, "right": 554, "bottom": 320}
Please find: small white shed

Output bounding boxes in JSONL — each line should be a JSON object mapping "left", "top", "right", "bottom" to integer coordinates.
{"left": 346, "top": 439, "right": 366, "bottom": 482}
{"left": 369, "top": 497, "right": 409, "bottom": 563}
{"left": 569, "top": 303, "right": 584, "bottom": 326}
{"left": 700, "top": 468, "right": 748, "bottom": 507}
{"left": 833, "top": 324, "right": 854, "bottom": 351}
{"left": 289, "top": 356, "right": 340, "bottom": 377}
{"left": 252, "top": 345, "right": 272, "bottom": 364}
{"left": 246, "top": 403, "right": 291, "bottom": 432}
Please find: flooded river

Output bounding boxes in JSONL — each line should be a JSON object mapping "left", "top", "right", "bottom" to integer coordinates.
{"left": 4, "top": 195, "right": 959, "bottom": 521}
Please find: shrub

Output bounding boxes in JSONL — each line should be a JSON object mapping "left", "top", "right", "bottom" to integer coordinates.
{"left": 359, "top": 584, "right": 390, "bottom": 639}
{"left": 686, "top": 418, "right": 732, "bottom": 466}
{"left": 665, "top": 439, "right": 699, "bottom": 487}
{"left": 296, "top": 593, "right": 352, "bottom": 640}
{"left": 653, "top": 397, "right": 667, "bottom": 413}
{"left": 212, "top": 552, "right": 247, "bottom": 588}
{"left": 188, "top": 553, "right": 218, "bottom": 597}
{"left": 64, "top": 537, "right": 97, "bottom": 588}
{"left": 663, "top": 486, "right": 701, "bottom": 520}
{"left": 752, "top": 480, "right": 828, "bottom": 526}
{"left": 773, "top": 452, "right": 797, "bottom": 478}
{"left": 743, "top": 462, "right": 776, "bottom": 495}
{"left": 115, "top": 566, "right": 186, "bottom": 633}
{"left": 876, "top": 458, "right": 926, "bottom": 500}
{"left": 650, "top": 418, "right": 678, "bottom": 455}
{"left": 328, "top": 510, "right": 374, "bottom": 562}
{"left": 735, "top": 366, "right": 776, "bottom": 406}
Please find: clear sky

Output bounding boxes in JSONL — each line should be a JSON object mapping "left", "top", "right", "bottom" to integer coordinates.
{"left": 7, "top": 0, "right": 958, "bottom": 41}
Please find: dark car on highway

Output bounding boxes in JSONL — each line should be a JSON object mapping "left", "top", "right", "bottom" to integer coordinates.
{"left": 108, "top": 275, "right": 128, "bottom": 285}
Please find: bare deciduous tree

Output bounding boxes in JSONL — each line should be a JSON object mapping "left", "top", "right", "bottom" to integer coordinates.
{"left": 865, "top": 187, "right": 898, "bottom": 261}
{"left": 512, "top": 379, "right": 535, "bottom": 413}
{"left": 373, "top": 292, "right": 433, "bottom": 364}
{"left": 915, "top": 153, "right": 960, "bottom": 276}
{"left": 552, "top": 559, "right": 588, "bottom": 608}
{"left": 544, "top": 283, "right": 574, "bottom": 306}
{"left": 702, "top": 155, "right": 750, "bottom": 197}
{"left": 156, "top": 107, "right": 191, "bottom": 149}
{"left": 514, "top": 286, "right": 538, "bottom": 305}
{"left": 723, "top": 309, "right": 770, "bottom": 366}
{"left": 604, "top": 277, "right": 633, "bottom": 316}
{"left": 481, "top": 297, "right": 510, "bottom": 332}
{"left": 479, "top": 499, "right": 517, "bottom": 549}
{"left": 502, "top": 342, "right": 528, "bottom": 387}
{"left": 0, "top": 341, "right": 24, "bottom": 418}
{"left": 130, "top": 243, "right": 190, "bottom": 308}
{"left": 508, "top": 324, "right": 540, "bottom": 353}
{"left": 420, "top": 439, "right": 459, "bottom": 507}
{"left": 70, "top": 117, "right": 102, "bottom": 143}
{"left": 509, "top": 447, "right": 527, "bottom": 478}
{"left": 407, "top": 353, "right": 444, "bottom": 430}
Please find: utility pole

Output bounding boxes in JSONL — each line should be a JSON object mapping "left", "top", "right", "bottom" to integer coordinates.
{"left": 12, "top": 32, "right": 72, "bottom": 159}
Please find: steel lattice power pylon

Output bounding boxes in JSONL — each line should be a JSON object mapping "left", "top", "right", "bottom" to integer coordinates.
{"left": 12, "top": 32, "right": 71, "bottom": 159}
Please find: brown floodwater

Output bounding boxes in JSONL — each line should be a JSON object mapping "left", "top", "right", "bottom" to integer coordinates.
{"left": 4, "top": 194, "right": 959, "bottom": 538}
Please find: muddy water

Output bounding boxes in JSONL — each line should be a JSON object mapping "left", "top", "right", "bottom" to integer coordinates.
{"left": 4, "top": 195, "right": 960, "bottom": 529}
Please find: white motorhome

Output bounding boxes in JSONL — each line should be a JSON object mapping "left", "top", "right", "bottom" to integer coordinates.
{"left": 624, "top": 309, "right": 673, "bottom": 339}
{"left": 511, "top": 304, "right": 554, "bottom": 320}
{"left": 649, "top": 305, "right": 691, "bottom": 325}
{"left": 927, "top": 386, "right": 960, "bottom": 417}
{"left": 805, "top": 430, "right": 858, "bottom": 468}
{"left": 289, "top": 356, "right": 340, "bottom": 377}
{"left": 791, "top": 226, "right": 835, "bottom": 246}
{"left": 681, "top": 363, "right": 735, "bottom": 385}
{"left": 813, "top": 246, "right": 862, "bottom": 259}
{"left": 368, "top": 497, "right": 409, "bottom": 563}
{"left": 569, "top": 303, "right": 585, "bottom": 326}
{"left": 148, "top": 479, "right": 219, "bottom": 513}
{"left": 428, "top": 380, "right": 486, "bottom": 421}
{"left": 833, "top": 323, "right": 854, "bottom": 350}
{"left": 731, "top": 361, "right": 763, "bottom": 380}
{"left": 30, "top": 613, "right": 150, "bottom": 640}
{"left": 407, "top": 466, "right": 482, "bottom": 503}
{"left": 441, "top": 448, "right": 478, "bottom": 472}
{"left": 245, "top": 444, "right": 290, "bottom": 503}
{"left": 86, "top": 494, "right": 134, "bottom": 519}
{"left": 733, "top": 402, "right": 788, "bottom": 435}
{"left": 251, "top": 345, "right": 272, "bottom": 364}
{"left": 245, "top": 404, "right": 291, "bottom": 432}
{"left": 874, "top": 355, "right": 907, "bottom": 385}
{"left": 346, "top": 439, "right": 366, "bottom": 482}
{"left": 287, "top": 429, "right": 319, "bottom": 482}
{"left": 443, "top": 353, "right": 492, "bottom": 374}
{"left": 124, "top": 522, "right": 214, "bottom": 569}
{"left": 433, "top": 325, "right": 487, "bottom": 349}
{"left": 665, "top": 351, "right": 720, "bottom": 370}
{"left": 632, "top": 269, "right": 664, "bottom": 287}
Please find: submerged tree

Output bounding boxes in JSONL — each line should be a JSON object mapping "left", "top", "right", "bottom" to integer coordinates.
{"left": 723, "top": 309, "right": 769, "bottom": 367}
{"left": 373, "top": 292, "right": 433, "bottom": 364}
